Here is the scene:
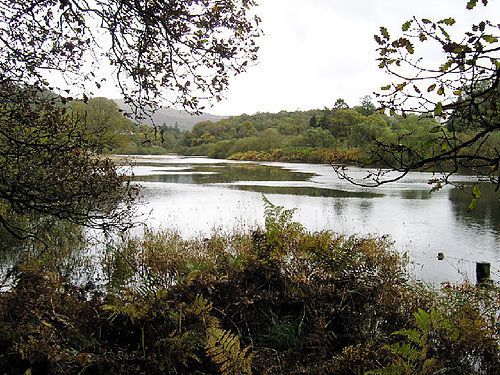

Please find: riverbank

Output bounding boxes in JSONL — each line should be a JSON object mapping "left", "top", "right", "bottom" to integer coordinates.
{"left": 227, "top": 147, "right": 365, "bottom": 164}
{"left": 1, "top": 199, "right": 499, "bottom": 374}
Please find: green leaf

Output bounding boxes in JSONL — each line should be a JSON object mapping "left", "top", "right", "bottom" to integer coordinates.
{"left": 473, "top": 185, "right": 481, "bottom": 199}
{"left": 419, "top": 33, "right": 428, "bottom": 42}
{"left": 439, "top": 18, "right": 456, "bottom": 26}
{"left": 434, "top": 102, "right": 443, "bottom": 116}
{"left": 430, "top": 126, "right": 442, "bottom": 133}
{"left": 381, "top": 85, "right": 392, "bottom": 90}
{"left": 423, "top": 139, "right": 438, "bottom": 147}
{"left": 437, "top": 86, "right": 445, "bottom": 95}
{"left": 482, "top": 35, "right": 498, "bottom": 43}
{"left": 396, "top": 82, "right": 407, "bottom": 91}
{"left": 439, "top": 26, "right": 450, "bottom": 40}
{"left": 453, "top": 89, "right": 462, "bottom": 96}
{"left": 467, "top": 0, "right": 478, "bottom": 9}
{"left": 422, "top": 19, "right": 432, "bottom": 24}
{"left": 490, "top": 58, "right": 500, "bottom": 69}
{"left": 468, "top": 198, "right": 477, "bottom": 211}
{"left": 427, "top": 84, "right": 436, "bottom": 92}
{"left": 402, "top": 20, "right": 413, "bottom": 31}
{"left": 406, "top": 41, "right": 414, "bottom": 54}
{"left": 380, "top": 26, "right": 390, "bottom": 40}
{"left": 440, "top": 60, "right": 452, "bottom": 72}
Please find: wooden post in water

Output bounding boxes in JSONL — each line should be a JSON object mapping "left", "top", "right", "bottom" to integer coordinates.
{"left": 476, "top": 262, "right": 491, "bottom": 284}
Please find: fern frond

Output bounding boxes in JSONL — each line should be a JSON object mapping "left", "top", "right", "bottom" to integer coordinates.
{"left": 390, "top": 342, "right": 421, "bottom": 362}
{"left": 414, "top": 308, "right": 431, "bottom": 333}
{"left": 103, "top": 302, "right": 148, "bottom": 323}
{"left": 393, "top": 328, "right": 425, "bottom": 347}
{"left": 206, "top": 327, "right": 253, "bottom": 375}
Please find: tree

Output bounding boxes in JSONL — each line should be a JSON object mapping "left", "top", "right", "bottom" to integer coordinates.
{"left": 357, "top": 95, "right": 376, "bottom": 116}
{"left": 0, "top": 84, "right": 137, "bottom": 241}
{"left": 1, "top": 0, "right": 260, "bottom": 115}
{"left": 237, "top": 121, "right": 256, "bottom": 138}
{"left": 301, "top": 128, "right": 336, "bottom": 148}
{"left": 309, "top": 115, "right": 318, "bottom": 127}
{"left": 328, "top": 109, "right": 364, "bottom": 140}
{"left": 335, "top": 0, "right": 499, "bottom": 198}
{"left": 333, "top": 98, "right": 349, "bottom": 110}
{"left": 319, "top": 108, "right": 331, "bottom": 130}
{"left": 0, "top": 0, "right": 261, "bottom": 241}
{"left": 350, "top": 114, "right": 390, "bottom": 148}
{"left": 69, "top": 97, "right": 135, "bottom": 151}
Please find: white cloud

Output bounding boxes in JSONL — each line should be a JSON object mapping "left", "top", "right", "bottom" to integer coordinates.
{"left": 208, "top": 0, "right": 500, "bottom": 115}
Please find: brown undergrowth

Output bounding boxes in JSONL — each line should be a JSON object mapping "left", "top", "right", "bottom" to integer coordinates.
{"left": 0, "top": 199, "right": 499, "bottom": 374}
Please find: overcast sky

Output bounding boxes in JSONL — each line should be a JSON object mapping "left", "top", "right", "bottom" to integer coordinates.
{"left": 98, "top": 0, "right": 500, "bottom": 116}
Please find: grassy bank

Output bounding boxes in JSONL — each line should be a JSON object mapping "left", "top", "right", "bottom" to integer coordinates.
{"left": 228, "top": 147, "right": 366, "bottom": 164}
{"left": 1, "top": 199, "right": 499, "bottom": 374}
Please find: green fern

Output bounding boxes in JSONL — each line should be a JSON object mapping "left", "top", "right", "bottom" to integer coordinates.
{"left": 366, "top": 308, "right": 445, "bottom": 375}
{"left": 206, "top": 327, "right": 253, "bottom": 375}
{"left": 262, "top": 195, "right": 303, "bottom": 255}
{"left": 262, "top": 195, "right": 302, "bottom": 233}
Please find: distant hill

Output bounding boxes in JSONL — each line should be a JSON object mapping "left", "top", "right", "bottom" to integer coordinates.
{"left": 113, "top": 99, "right": 228, "bottom": 131}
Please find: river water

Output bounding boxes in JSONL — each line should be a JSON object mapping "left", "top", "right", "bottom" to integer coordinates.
{"left": 125, "top": 154, "right": 500, "bottom": 285}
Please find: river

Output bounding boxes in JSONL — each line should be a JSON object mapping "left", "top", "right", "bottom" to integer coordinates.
{"left": 125, "top": 154, "right": 500, "bottom": 285}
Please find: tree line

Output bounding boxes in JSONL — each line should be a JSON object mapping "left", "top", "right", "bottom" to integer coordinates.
{"left": 77, "top": 95, "right": 499, "bottom": 175}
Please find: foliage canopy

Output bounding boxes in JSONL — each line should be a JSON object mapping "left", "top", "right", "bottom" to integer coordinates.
{"left": 1, "top": 0, "right": 261, "bottom": 114}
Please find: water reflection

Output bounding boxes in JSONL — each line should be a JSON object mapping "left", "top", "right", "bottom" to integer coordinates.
{"left": 135, "top": 163, "right": 314, "bottom": 184}
{"left": 399, "top": 190, "right": 434, "bottom": 200}
{"left": 448, "top": 183, "right": 500, "bottom": 231}
{"left": 225, "top": 185, "right": 383, "bottom": 199}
